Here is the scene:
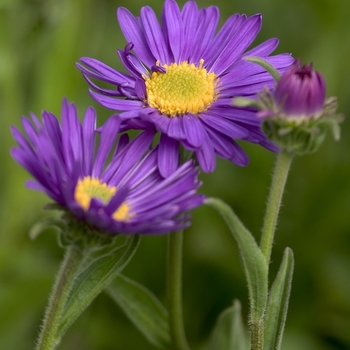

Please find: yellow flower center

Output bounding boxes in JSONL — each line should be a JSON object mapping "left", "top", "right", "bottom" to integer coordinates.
{"left": 74, "top": 177, "right": 131, "bottom": 221}
{"left": 144, "top": 59, "right": 218, "bottom": 117}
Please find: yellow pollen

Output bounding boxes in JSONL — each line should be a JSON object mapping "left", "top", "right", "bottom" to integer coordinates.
{"left": 74, "top": 176, "right": 132, "bottom": 222}
{"left": 144, "top": 59, "right": 218, "bottom": 117}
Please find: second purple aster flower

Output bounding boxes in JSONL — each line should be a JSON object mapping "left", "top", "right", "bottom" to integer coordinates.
{"left": 76, "top": 0, "right": 294, "bottom": 176}
{"left": 11, "top": 99, "right": 204, "bottom": 236}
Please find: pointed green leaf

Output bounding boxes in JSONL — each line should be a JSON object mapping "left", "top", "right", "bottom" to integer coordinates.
{"left": 206, "top": 300, "right": 248, "bottom": 350}
{"left": 205, "top": 198, "right": 268, "bottom": 322}
{"left": 107, "top": 275, "right": 170, "bottom": 349}
{"left": 57, "top": 235, "right": 140, "bottom": 337}
{"left": 264, "top": 247, "right": 294, "bottom": 350}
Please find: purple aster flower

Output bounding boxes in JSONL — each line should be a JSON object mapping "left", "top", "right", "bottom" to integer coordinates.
{"left": 11, "top": 99, "right": 204, "bottom": 235}
{"left": 76, "top": 0, "right": 294, "bottom": 176}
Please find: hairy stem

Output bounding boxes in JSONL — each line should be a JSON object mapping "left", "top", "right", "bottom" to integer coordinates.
{"left": 260, "top": 151, "right": 293, "bottom": 265}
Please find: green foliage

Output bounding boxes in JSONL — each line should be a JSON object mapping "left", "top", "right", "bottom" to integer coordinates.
{"left": 107, "top": 275, "right": 170, "bottom": 348}
{"left": 206, "top": 300, "right": 248, "bottom": 350}
{"left": 1, "top": 0, "right": 350, "bottom": 349}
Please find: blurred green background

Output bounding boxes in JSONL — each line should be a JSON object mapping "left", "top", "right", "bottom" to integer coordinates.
{"left": 1, "top": 0, "right": 350, "bottom": 349}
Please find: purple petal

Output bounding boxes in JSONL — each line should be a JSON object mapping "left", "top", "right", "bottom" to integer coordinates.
{"left": 200, "top": 112, "right": 248, "bottom": 139}
{"left": 117, "top": 7, "right": 155, "bottom": 67}
{"left": 190, "top": 6, "right": 219, "bottom": 63}
{"left": 77, "top": 58, "right": 134, "bottom": 85}
{"left": 243, "top": 38, "right": 279, "bottom": 57}
{"left": 140, "top": 6, "right": 172, "bottom": 64}
{"left": 204, "top": 14, "right": 246, "bottom": 66}
{"left": 182, "top": 114, "right": 206, "bottom": 148}
{"left": 179, "top": 0, "right": 199, "bottom": 62}
{"left": 167, "top": 116, "right": 186, "bottom": 140}
{"left": 89, "top": 90, "right": 144, "bottom": 111}
{"left": 82, "top": 106, "right": 96, "bottom": 175}
{"left": 158, "top": 133, "right": 179, "bottom": 177}
{"left": 93, "top": 116, "right": 121, "bottom": 178}
{"left": 107, "top": 129, "right": 155, "bottom": 184}
{"left": 194, "top": 131, "right": 216, "bottom": 172}
{"left": 162, "top": 0, "right": 183, "bottom": 62}
{"left": 209, "top": 14, "right": 262, "bottom": 75}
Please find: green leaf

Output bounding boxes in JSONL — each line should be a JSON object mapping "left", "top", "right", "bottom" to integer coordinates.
{"left": 205, "top": 198, "right": 268, "bottom": 322}
{"left": 264, "top": 247, "right": 294, "bottom": 350}
{"left": 57, "top": 235, "right": 140, "bottom": 337}
{"left": 243, "top": 56, "right": 281, "bottom": 82}
{"left": 206, "top": 300, "right": 248, "bottom": 350}
{"left": 107, "top": 275, "right": 170, "bottom": 349}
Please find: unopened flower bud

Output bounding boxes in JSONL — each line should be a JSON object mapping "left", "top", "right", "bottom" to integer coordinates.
{"left": 253, "top": 59, "right": 343, "bottom": 155}
{"left": 274, "top": 61, "right": 326, "bottom": 118}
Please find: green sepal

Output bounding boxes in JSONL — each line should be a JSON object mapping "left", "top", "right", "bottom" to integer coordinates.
{"left": 264, "top": 247, "right": 294, "bottom": 350}
{"left": 206, "top": 300, "right": 248, "bottom": 350}
{"left": 56, "top": 235, "right": 140, "bottom": 337}
{"left": 29, "top": 217, "right": 66, "bottom": 240}
{"left": 205, "top": 198, "right": 268, "bottom": 323}
{"left": 232, "top": 97, "right": 260, "bottom": 109}
{"left": 243, "top": 56, "right": 281, "bottom": 82}
{"left": 107, "top": 275, "right": 170, "bottom": 349}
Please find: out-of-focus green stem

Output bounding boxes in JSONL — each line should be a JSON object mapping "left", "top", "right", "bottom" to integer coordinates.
{"left": 260, "top": 151, "right": 293, "bottom": 265}
{"left": 167, "top": 230, "right": 191, "bottom": 350}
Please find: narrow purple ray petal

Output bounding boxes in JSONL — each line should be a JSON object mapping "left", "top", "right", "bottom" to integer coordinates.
{"left": 117, "top": 7, "right": 155, "bottom": 67}
{"left": 106, "top": 129, "right": 155, "bottom": 184}
{"left": 194, "top": 132, "right": 216, "bottom": 173}
{"left": 143, "top": 111, "right": 171, "bottom": 133}
{"left": 190, "top": 6, "right": 219, "bottom": 63}
{"left": 78, "top": 58, "right": 134, "bottom": 85}
{"left": 82, "top": 74, "right": 122, "bottom": 96}
{"left": 179, "top": 0, "right": 198, "bottom": 62}
{"left": 11, "top": 125, "right": 35, "bottom": 153}
{"left": 93, "top": 116, "right": 121, "bottom": 178}
{"left": 243, "top": 38, "right": 279, "bottom": 57}
{"left": 167, "top": 115, "right": 185, "bottom": 140}
{"left": 182, "top": 114, "right": 206, "bottom": 148}
{"left": 200, "top": 112, "right": 249, "bottom": 139}
{"left": 89, "top": 90, "right": 144, "bottom": 111}
{"left": 210, "top": 14, "right": 262, "bottom": 75}
{"left": 82, "top": 106, "right": 96, "bottom": 175}
{"left": 204, "top": 14, "right": 245, "bottom": 66}
{"left": 141, "top": 6, "right": 172, "bottom": 64}
{"left": 162, "top": 0, "right": 183, "bottom": 62}
{"left": 21, "top": 116, "right": 42, "bottom": 150}
{"left": 105, "top": 185, "right": 129, "bottom": 215}
{"left": 158, "top": 133, "right": 179, "bottom": 177}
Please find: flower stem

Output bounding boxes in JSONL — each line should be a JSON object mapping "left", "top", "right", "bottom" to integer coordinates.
{"left": 167, "top": 230, "right": 191, "bottom": 350}
{"left": 260, "top": 151, "right": 293, "bottom": 265}
{"left": 35, "top": 245, "right": 82, "bottom": 350}
{"left": 251, "top": 318, "right": 264, "bottom": 350}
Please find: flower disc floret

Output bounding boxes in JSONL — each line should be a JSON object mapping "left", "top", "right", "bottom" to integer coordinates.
{"left": 145, "top": 60, "right": 218, "bottom": 117}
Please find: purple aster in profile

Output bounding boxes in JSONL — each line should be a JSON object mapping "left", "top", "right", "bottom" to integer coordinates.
{"left": 76, "top": 0, "right": 294, "bottom": 176}
{"left": 11, "top": 99, "right": 204, "bottom": 235}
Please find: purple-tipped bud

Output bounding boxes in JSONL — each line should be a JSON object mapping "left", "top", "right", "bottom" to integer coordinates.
{"left": 274, "top": 60, "right": 326, "bottom": 118}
